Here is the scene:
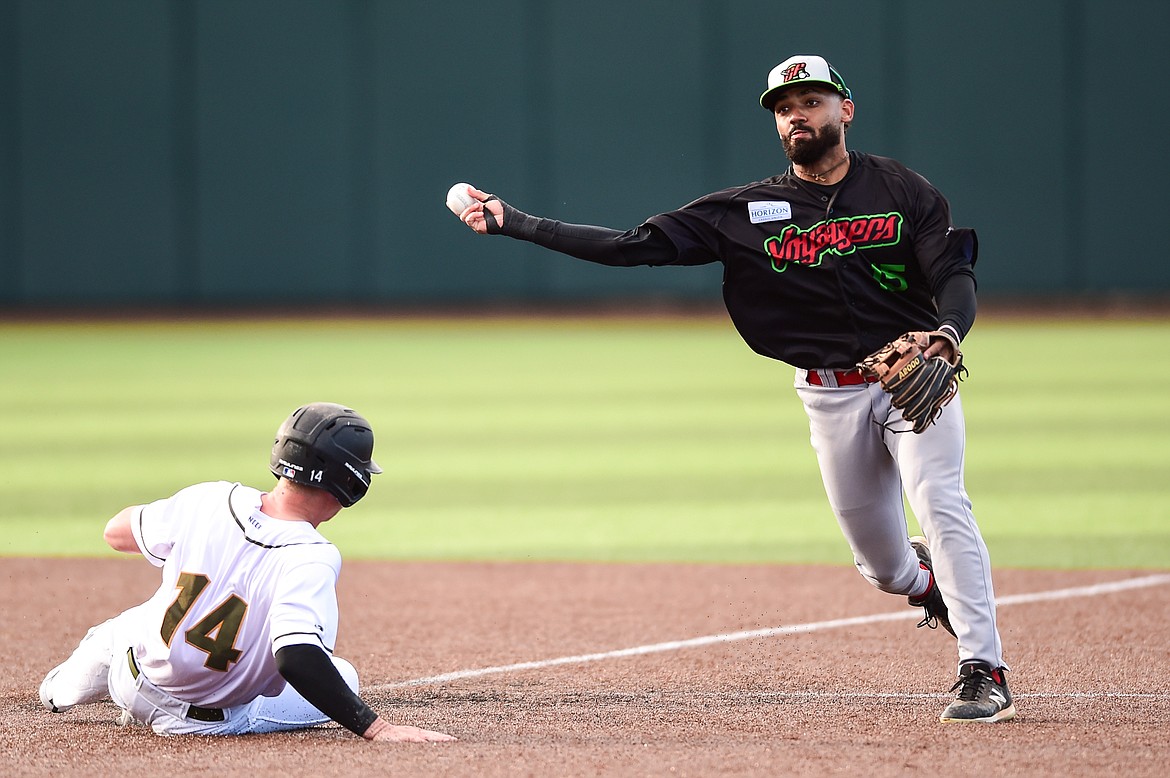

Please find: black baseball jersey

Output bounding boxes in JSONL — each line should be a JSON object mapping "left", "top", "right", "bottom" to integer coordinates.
{"left": 492, "top": 151, "right": 978, "bottom": 370}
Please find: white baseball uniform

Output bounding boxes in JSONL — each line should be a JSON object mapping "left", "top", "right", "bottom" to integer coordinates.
{"left": 40, "top": 481, "right": 359, "bottom": 735}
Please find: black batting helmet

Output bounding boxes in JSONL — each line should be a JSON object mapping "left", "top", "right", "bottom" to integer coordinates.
{"left": 270, "top": 402, "right": 382, "bottom": 507}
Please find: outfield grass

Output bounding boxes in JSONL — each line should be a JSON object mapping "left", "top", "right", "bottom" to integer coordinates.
{"left": 1, "top": 313, "right": 1167, "bottom": 569}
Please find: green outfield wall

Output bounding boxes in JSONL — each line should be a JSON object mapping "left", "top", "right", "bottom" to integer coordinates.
{"left": 0, "top": 0, "right": 1166, "bottom": 307}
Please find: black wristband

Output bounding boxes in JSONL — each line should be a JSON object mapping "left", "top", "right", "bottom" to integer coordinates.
{"left": 486, "top": 197, "right": 542, "bottom": 240}
{"left": 482, "top": 195, "right": 501, "bottom": 233}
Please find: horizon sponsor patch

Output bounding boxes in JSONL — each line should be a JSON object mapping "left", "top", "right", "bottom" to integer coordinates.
{"left": 748, "top": 201, "right": 792, "bottom": 224}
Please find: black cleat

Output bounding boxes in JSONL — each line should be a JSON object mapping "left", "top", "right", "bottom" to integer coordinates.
{"left": 908, "top": 536, "right": 956, "bottom": 638}
{"left": 940, "top": 661, "right": 1017, "bottom": 723}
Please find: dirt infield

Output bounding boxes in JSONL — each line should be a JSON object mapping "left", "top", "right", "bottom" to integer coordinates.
{"left": 3, "top": 558, "right": 1168, "bottom": 777}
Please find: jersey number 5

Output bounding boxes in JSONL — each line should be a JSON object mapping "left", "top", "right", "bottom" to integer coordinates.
{"left": 871, "top": 263, "right": 908, "bottom": 292}
{"left": 160, "top": 571, "right": 247, "bottom": 672}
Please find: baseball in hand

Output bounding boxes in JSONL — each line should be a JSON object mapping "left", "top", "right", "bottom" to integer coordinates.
{"left": 445, "top": 182, "right": 476, "bottom": 215}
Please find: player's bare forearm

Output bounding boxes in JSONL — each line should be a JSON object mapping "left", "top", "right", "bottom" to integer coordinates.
{"left": 103, "top": 507, "right": 141, "bottom": 554}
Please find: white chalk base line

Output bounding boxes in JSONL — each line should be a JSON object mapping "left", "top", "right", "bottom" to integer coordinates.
{"left": 373, "top": 573, "right": 1170, "bottom": 695}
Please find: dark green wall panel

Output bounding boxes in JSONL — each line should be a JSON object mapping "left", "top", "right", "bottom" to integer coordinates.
{"left": 194, "top": 1, "right": 355, "bottom": 301}
{"left": 1, "top": 0, "right": 1166, "bottom": 306}
{"left": 1080, "top": 1, "right": 1170, "bottom": 291}
{"left": 538, "top": 1, "right": 719, "bottom": 299}
{"left": 367, "top": 2, "right": 541, "bottom": 302}
{"left": 16, "top": 0, "right": 179, "bottom": 303}
{"left": 0, "top": 0, "right": 20, "bottom": 302}
{"left": 900, "top": 2, "right": 1073, "bottom": 294}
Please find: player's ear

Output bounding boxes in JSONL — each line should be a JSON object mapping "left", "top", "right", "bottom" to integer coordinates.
{"left": 840, "top": 98, "right": 855, "bottom": 124}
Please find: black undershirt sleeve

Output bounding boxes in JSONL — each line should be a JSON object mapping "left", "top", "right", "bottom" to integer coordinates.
{"left": 930, "top": 226, "right": 979, "bottom": 342}
{"left": 486, "top": 194, "right": 978, "bottom": 341}
{"left": 486, "top": 198, "right": 677, "bottom": 267}
{"left": 934, "top": 271, "right": 977, "bottom": 342}
{"left": 275, "top": 643, "right": 378, "bottom": 737}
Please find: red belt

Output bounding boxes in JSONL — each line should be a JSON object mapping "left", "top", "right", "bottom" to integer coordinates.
{"left": 805, "top": 368, "right": 878, "bottom": 387}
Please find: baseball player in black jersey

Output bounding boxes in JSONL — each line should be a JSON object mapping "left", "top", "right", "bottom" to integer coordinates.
{"left": 452, "top": 54, "right": 1015, "bottom": 723}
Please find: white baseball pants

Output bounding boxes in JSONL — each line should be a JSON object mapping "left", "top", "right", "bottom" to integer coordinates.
{"left": 794, "top": 371, "right": 1005, "bottom": 670}
{"left": 40, "top": 607, "right": 360, "bottom": 736}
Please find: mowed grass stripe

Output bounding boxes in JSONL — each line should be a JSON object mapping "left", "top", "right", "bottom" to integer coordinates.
{"left": 1, "top": 314, "right": 1167, "bottom": 568}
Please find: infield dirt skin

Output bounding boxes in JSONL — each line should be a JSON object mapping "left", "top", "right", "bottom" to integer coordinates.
{"left": 3, "top": 558, "right": 1167, "bottom": 777}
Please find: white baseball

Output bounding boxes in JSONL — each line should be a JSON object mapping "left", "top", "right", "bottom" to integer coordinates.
{"left": 445, "top": 182, "right": 476, "bottom": 215}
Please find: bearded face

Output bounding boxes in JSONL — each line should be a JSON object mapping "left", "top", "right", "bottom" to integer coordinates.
{"left": 781, "top": 120, "right": 843, "bottom": 166}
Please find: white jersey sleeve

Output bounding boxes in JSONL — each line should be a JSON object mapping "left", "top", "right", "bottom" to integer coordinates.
{"left": 269, "top": 555, "right": 341, "bottom": 655}
{"left": 132, "top": 483, "right": 213, "bottom": 567}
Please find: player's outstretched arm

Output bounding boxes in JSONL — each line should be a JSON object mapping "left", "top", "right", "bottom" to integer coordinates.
{"left": 446, "top": 182, "right": 677, "bottom": 268}
{"left": 275, "top": 644, "right": 457, "bottom": 743}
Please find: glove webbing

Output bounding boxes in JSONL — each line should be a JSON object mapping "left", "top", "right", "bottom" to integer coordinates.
{"left": 888, "top": 358, "right": 959, "bottom": 433}
{"left": 884, "top": 356, "right": 966, "bottom": 434}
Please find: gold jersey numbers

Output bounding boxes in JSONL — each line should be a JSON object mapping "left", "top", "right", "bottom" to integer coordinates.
{"left": 161, "top": 571, "right": 247, "bottom": 672}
